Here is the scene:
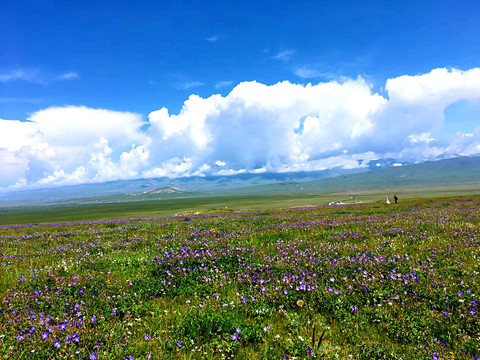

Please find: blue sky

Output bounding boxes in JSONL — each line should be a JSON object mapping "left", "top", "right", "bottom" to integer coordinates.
{"left": 1, "top": 0, "right": 480, "bottom": 189}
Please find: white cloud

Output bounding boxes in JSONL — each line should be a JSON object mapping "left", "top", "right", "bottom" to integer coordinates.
{"left": 0, "top": 97, "right": 46, "bottom": 104}
{"left": 272, "top": 49, "right": 295, "bottom": 61}
{"left": 176, "top": 81, "right": 206, "bottom": 90}
{"left": 294, "top": 67, "right": 324, "bottom": 79}
{"left": 0, "top": 107, "right": 147, "bottom": 188}
{"left": 2, "top": 67, "right": 480, "bottom": 189}
{"left": 251, "top": 167, "right": 267, "bottom": 174}
{"left": 409, "top": 133, "right": 434, "bottom": 143}
{"left": 0, "top": 68, "right": 41, "bottom": 83}
{"left": 366, "top": 68, "right": 480, "bottom": 153}
{"left": 205, "top": 35, "right": 219, "bottom": 42}
{"left": 0, "top": 119, "right": 39, "bottom": 151}
{"left": 28, "top": 106, "right": 146, "bottom": 147}
{"left": 385, "top": 68, "right": 480, "bottom": 105}
{"left": 142, "top": 157, "right": 195, "bottom": 178}
{"left": 214, "top": 80, "right": 233, "bottom": 89}
{"left": 214, "top": 168, "right": 246, "bottom": 176}
{"left": 58, "top": 72, "right": 79, "bottom": 80}
{"left": 36, "top": 166, "right": 87, "bottom": 186}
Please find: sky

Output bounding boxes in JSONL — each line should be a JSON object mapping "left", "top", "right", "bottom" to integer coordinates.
{"left": 1, "top": 0, "right": 480, "bottom": 190}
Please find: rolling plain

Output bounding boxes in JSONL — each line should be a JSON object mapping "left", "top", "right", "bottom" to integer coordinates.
{"left": 1, "top": 157, "right": 480, "bottom": 359}
{"left": 1, "top": 195, "right": 480, "bottom": 359}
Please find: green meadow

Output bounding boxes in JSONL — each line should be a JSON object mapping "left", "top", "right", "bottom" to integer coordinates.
{"left": 1, "top": 182, "right": 480, "bottom": 226}
{"left": 1, "top": 194, "right": 480, "bottom": 359}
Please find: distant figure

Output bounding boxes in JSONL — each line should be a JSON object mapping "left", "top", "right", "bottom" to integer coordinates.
{"left": 386, "top": 196, "right": 390, "bottom": 205}
{"left": 394, "top": 195, "right": 398, "bottom": 204}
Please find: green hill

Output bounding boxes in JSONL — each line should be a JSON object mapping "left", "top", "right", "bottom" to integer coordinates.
{"left": 305, "top": 155, "right": 480, "bottom": 191}
{"left": 227, "top": 155, "right": 480, "bottom": 196}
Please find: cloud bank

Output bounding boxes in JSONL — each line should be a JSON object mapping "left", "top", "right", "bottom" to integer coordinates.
{"left": 2, "top": 68, "right": 480, "bottom": 189}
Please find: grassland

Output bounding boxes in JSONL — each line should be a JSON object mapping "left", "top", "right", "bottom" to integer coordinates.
{"left": 1, "top": 183, "right": 480, "bottom": 226}
{"left": 1, "top": 194, "right": 480, "bottom": 359}
{"left": 1, "top": 155, "right": 479, "bottom": 226}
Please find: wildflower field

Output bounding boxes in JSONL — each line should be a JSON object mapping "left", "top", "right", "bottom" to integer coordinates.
{"left": 1, "top": 196, "right": 480, "bottom": 359}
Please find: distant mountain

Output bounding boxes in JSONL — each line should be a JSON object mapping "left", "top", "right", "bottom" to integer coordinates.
{"left": 298, "top": 155, "right": 480, "bottom": 193}
{"left": 0, "top": 155, "right": 479, "bottom": 207}
{"left": 130, "top": 186, "right": 186, "bottom": 196}
{"left": 64, "top": 186, "right": 190, "bottom": 205}
{"left": 0, "top": 167, "right": 365, "bottom": 206}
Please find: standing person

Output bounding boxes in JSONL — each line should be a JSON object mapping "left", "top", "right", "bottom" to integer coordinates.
{"left": 394, "top": 195, "right": 398, "bottom": 204}
{"left": 386, "top": 196, "right": 390, "bottom": 204}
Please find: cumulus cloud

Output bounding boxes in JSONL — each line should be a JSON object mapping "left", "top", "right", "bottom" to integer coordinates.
{"left": 2, "top": 67, "right": 480, "bottom": 189}
{"left": 366, "top": 68, "right": 480, "bottom": 153}
{"left": 0, "top": 107, "right": 147, "bottom": 188}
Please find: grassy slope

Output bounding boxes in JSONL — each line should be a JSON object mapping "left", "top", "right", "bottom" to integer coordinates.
{"left": 2, "top": 195, "right": 480, "bottom": 359}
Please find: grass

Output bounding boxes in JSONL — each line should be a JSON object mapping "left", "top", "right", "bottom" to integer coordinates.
{"left": 1, "top": 194, "right": 480, "bottom": 359}
{"left": 1, "top": 183, "right": 480, "bottom": 225}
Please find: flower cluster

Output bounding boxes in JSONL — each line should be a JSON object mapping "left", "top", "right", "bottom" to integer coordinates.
{"left": 0, "top": 198, "right": 479, "bottom": 358}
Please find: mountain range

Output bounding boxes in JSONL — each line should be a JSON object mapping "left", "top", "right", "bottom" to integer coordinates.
{"left": 0, "top": 155, "right": 479, "bottom": 207}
